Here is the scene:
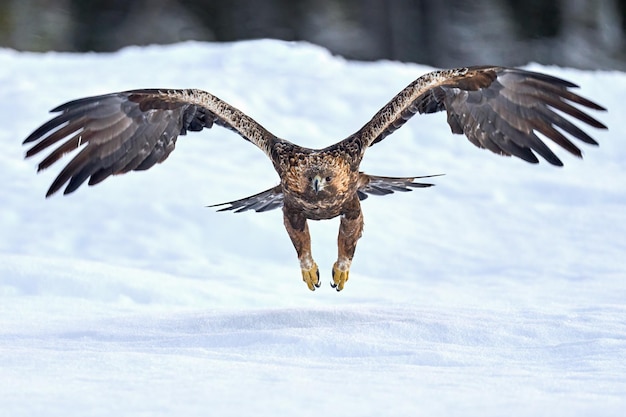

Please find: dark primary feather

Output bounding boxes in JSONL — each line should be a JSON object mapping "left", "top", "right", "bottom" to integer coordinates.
{"left": 23, "top": 89, "right": 280, "bottom": 197}
{"left": 353, "top": 66, "right": 606, "bottom": 166}
{"left": 209, "top": 185, "right": 284, "bottom": 213}
{"left": 356, "top": 174, "right": 439, "bottom": 200}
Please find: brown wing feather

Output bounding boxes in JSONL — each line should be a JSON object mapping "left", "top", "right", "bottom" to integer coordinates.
{"left": 23, "top": 89, "right": 283, "bottom": 197}
{"left": 350, "top": 66, "right": 606, "bottom": 166}
{"left": 355, "top": 173, "right": 440, "bottom": 200}
{"left": 208, "top": 185, "right": 283, "bottom": 213}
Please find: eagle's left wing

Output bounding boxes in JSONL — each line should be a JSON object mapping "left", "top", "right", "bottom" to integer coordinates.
{"left": 356, "top": 173, "right": 438, "bottom": 200}
{"left": 349, "top": 66, "right": 607, "bottom": 166}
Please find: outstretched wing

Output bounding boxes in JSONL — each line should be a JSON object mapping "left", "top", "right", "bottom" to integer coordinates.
{"left": 23, "top": 89, "right": 283, "bottom": 197}
{"left": 350, "top": 66, "right": 607, "bottom": 166}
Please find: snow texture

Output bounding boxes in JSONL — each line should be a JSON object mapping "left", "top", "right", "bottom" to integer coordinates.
{"left": 1, "top": 40, "right": 625, "bottom": 416}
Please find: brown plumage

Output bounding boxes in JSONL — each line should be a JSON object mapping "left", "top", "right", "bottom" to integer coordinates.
{"left": 23, "top": 66, "right": 607, "bottom": 291}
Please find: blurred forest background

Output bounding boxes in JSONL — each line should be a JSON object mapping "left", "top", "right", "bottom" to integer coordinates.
{"left": 1, "top": 0, "right": 625, "bottom": 70}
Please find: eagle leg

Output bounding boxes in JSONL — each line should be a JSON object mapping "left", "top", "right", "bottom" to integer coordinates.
{"left": 331, "top": 204, "right": 364, "bottom": 292}
{"left": 283, "top": 208, "right": 320, "bottom": 291}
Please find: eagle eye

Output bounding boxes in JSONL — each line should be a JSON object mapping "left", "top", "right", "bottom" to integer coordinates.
{"left": 325, "top": 176, "right": 332, "bottom": 182}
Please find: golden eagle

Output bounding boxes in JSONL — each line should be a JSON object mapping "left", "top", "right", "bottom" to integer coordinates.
{"left": 23, "top": 66, "right": 606, "bottom": 291}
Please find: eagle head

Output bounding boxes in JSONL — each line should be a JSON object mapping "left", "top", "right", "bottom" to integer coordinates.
{"left": 299, "top": 164, "right": 340, "bottom": 200}
{"left": 309, "top": 173, "right": 332, "bottom": 194}
{"left": 283, "top": 154, "right": 351, "bottom": 202}
{"left": 307, "top": 173, "right": 333, "bottom": 195}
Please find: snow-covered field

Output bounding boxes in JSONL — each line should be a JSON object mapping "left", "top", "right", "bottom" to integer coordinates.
{"left": 1, "top": 40, "right": 624, "bottom": 416}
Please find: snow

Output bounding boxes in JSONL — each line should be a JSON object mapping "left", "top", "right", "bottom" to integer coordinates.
{"left": 1, "top": 40, "right": 625, "bottom": 416}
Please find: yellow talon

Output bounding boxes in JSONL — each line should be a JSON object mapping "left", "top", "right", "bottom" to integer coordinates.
{"left": 331, "top": 262, "right": 350, "bottom": 291}
{"left": 301, "top": 263, "right": 320, "bottom": 291}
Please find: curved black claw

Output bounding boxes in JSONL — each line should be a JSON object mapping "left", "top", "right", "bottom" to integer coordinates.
{"left": 301, "top": 263, "right": 320, "bottom": 291}
{"left": 331, "top": 263, "right": 349, "bottom": 291}
{"left": 314, "top": 269, "right": 321, "bottom": 288}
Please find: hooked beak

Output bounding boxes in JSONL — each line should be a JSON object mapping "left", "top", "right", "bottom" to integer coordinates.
{"left": 312, "top": 175, "right": 322, "bottom": 194}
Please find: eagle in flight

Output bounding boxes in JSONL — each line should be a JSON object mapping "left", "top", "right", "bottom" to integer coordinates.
{"left": 23, "top": 66, "right": 606, "bottom": 291}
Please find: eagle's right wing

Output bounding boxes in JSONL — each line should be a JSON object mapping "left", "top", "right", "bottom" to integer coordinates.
{"left": 23, "top": 89, "right": 285, "bottom": 197}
